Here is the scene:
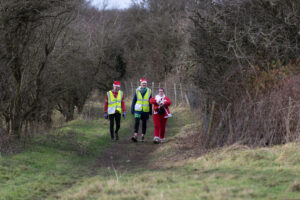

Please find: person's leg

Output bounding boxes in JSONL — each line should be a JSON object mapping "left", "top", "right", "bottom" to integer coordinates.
{"left": 134, "top": 117, "right": 140, "bottom": 134}
{"left": 153, "top": 114, "right": 160, "bottom": 138}
{"left": 115, "top": 113, "right": 121, "bottom": 140}
{"left": 141, "top": 113, "right": 148, "bottom": 141}
{"left": 132, "top": 117, "right": 140, "bottom": 142}
{"left": 141, "top": 114, "right": 147, "bottom": 135}
{"left": 160, "top": 117, "right": 168, "bottom": 141}
{"left": 153, "top": 114, "right": 160, "bottom": 143}
{"left": 109, "top": 114, "right": 115, "bottom": 140}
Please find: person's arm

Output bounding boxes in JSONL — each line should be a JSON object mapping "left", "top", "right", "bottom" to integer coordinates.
{"left": 149, "top": 97, "right": 158, "bottom": 105}
{"left": 149, "top": 94, "right": 152, "bottom": 115}
{"left": 164, "top": 96, "right": 172, "bottom": 107}
{"left": 104, "top": 94, "right": 108, "bottom": 112}
{"left": 121, "top": 93, "right": 126, "bottom": 112}
{"left": 131, "top": 92, "right": 137, "bottom": 114}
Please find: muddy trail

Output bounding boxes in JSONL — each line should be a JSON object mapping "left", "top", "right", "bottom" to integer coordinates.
{"left": 96, "top": 118, "right": 161, "bottom": 170}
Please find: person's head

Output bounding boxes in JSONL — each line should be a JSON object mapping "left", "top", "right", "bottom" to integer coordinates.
{"left": 113, "top": 81, "right": 120, "bottom": 91}
{"left": 158, "top": 88, "right": 164, "bottom": 97}
{"left": 140, "top": 78, "right": 147, "bottom": 89}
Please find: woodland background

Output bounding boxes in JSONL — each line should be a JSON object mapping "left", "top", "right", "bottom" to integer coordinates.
{"left": 0, "top": 0, "right": 299, "bottom": 150}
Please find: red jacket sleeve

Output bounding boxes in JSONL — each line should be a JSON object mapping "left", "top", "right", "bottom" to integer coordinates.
{"left": 164, "top": 96, "right": 172, "bottom": 107}
{"left": 121, "top": 94, "right": 126, "bottom": 112}
{"left": 104, "top": 94, "right": 108, "bottom": 112}
{"left": 150, "top": 97, "right": 158, "bottom": 105}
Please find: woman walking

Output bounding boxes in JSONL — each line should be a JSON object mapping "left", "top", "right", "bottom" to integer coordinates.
{"left": 150, "top": 88, "right": 172, "bottom": 144}
{"left": 104, "top": 81, "right": 126, "bottom": 141}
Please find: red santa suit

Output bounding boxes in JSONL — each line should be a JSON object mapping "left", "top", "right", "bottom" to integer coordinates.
{"left": 150, "top": 95, "right": 172, "bottom": 140}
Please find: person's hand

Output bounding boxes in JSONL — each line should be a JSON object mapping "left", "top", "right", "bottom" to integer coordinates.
{"left": 123, "top": 112, "right": 126, "bottom": 119}
{"left": 104, "top": 112, "right": 108, "bottom": 119}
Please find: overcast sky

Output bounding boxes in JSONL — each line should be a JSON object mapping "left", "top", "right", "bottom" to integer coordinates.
{"left": 89, "top": 0, "right": 134, "bottom": 9}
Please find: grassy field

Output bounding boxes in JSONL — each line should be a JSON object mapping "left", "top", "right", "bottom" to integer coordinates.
{"left": 1, "top": 105, "right": 300, "bottom": 200}
{"left": 52, "top": 109, "right": 300, "bottom": 200}
{"left": 53, "top": 144, "right": 300, "bottom": 200}
{"left": 0, "top": 108, "right": 134, "bottom": 200}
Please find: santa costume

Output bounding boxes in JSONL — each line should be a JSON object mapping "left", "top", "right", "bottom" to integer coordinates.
{"left": 150, "top": 92, "right": 172, "bottom": 143}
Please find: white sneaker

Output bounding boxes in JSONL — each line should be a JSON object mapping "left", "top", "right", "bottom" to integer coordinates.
{"left": 160, "top": 138, "right": 166, "bottom": 143}
{"left": 153, "top": 137, "right": 160, "bottom": 144}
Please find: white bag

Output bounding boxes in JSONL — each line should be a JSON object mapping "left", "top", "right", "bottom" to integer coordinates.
{"left": 108, "top": 107, "right": 116, "bottom": 114}
{"left": 135, "top": 104, "right": 142, "bottom": 111}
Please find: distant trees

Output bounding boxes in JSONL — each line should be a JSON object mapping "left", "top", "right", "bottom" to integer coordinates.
{"left": 189, "top": 0, "right": 300, "bottom": 103}
{"left": 120, "top": 0, "right": 187, "bottom": 81}
{"left": 188, "top": 0, "right": 300, "bottom": 147}
{"left": 0, "top": 0, "right": 84, "bottom": 138}
{"left": 0, "top": 0, "right": 299, "bottom": 147}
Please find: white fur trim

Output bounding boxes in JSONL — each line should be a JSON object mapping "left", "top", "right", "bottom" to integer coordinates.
{"left": 155, "top": 95, "right": 165, "bottom": 104}
{"left": 165, "top": 113, "right": 172, "bottom": 118}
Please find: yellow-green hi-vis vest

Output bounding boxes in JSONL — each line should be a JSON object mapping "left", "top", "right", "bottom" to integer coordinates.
{"left": 107, "top": 90, "right": 123, "bottom": 115}
{"left": 134, "top": 88, "right": 151, "bottom": 112}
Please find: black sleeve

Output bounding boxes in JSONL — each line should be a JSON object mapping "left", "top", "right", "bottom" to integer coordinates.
{"left": 131, "top": 92, "right": 137, "bottom": 114}
{"left": 149, "top": 94, "right": 152, "bottom": 115}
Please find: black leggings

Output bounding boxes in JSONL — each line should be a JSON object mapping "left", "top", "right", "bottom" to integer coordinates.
{"left": 134, "top": 113, "right": 148, "bottom": 134}
{"left": 109, "top": 113, "right": 121, "bottom": 139}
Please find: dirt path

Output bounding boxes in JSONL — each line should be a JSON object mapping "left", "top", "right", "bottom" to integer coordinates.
{"left": 96, "top": 110, "right": 194, "bottom": 172}
{"left": 97, "top": 139, "right": 160, "bottom": 170}
{"left": 96, "top": 118, "right": 160, "bottom": 170}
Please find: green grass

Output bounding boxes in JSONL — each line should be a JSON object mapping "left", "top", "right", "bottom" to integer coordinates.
{"left": 53, "top": 107, "right": 300, "bottom": 200}
{"left": 1, "top": 105, "right": 300, "bottom": 200}
{"left": 53, "top": 143, "right": 300, "bottom": 200}
{"left": 35, "top": 119, "right": 113, "bottom": 156}
{"left": 0, "top": 112, "right": 134, "bottom": 200}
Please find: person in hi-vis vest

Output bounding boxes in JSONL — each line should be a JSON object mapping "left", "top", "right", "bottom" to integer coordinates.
{"left": 131, "top": 78, "right": 152, "bottom": 142}
{"left": 104, "top": 81, "right": 126, "bottom": 141}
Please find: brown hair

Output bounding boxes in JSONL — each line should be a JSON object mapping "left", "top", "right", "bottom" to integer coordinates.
{"left": 158, "top": 88, "right": 164, "bottom": 92}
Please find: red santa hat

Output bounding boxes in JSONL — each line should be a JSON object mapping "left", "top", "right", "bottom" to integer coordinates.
{"left": 140, "top": 78, "right": 147, "bottom": 84}
{"left": 113, "top": 81, "right": 121, "bottom": 87}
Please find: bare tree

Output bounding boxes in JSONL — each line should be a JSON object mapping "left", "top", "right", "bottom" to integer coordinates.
{"left": 0, "top": 0, "right": 81, "bottom": 138}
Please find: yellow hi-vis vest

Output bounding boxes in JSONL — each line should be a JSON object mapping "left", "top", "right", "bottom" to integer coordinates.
{"left": 107, "top": 90, "right": 123, "bottom": 115}
{"left": 134, "top": 88, "right": 151, "bottom": 112}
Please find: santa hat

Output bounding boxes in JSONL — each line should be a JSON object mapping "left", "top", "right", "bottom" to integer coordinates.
{"left": 140, "top": 78, "right": 147, "bottom": 84}
{"left": 113, "top": 81, "right": 121, "bottom": 87}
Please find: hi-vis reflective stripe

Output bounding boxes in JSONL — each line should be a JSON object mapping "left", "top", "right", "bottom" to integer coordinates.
{"left": 137, "top": 99, "right": 149, "bottom": 101}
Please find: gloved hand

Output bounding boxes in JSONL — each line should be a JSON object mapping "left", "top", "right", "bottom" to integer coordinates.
{"left": 123, "top": 112, "right": 126, "bottom": 119}
{"left": 104, "top": 112, "right": 108, "bottom": 119}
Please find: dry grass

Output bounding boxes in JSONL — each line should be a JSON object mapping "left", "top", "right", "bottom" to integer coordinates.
{"left": 199, "top": 76, "right": 300, "bottom": 149}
